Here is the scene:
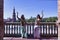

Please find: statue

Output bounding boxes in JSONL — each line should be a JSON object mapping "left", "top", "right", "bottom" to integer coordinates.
{"left": 17, "top": 12, "right": 27, "bottom": 38}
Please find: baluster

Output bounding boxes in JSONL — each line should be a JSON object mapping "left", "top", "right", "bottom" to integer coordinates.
{"left": 54, "top": 25, "right": 55, "bottom": 34}
{"left": 50, "top": 24, "right": 53, "bottom": 35}
{"left": 15, "top": 25, "right": 17, "bottom": 34}
{"left": 51, "top": 25, "right": 52, "bottom": 34}
{"left": 17, "top": 24, "right": 19, "bottom": 34}
{"left": 6, "top": 25, "right": 7, "bottom": 34}
{"left": 30, "top": 25, "right": 32, "bottom": 34}
{"left": 57, "top": 27, "right": 58, "bottom": 35}
{"left": 31, "top": 25, "right": 33, "bottom": 34}
{"left": 26, "top": 25, "right": 27, "bottom": 38}
{"left": 18, "top": 25, "right": 20, "bottom": 34}
{"left": 39, "top": 25, "right": 41, "bottom": 34}
{"left": 16, "top": 25, "right": 18, "bottom": 34}
{"left": 8, "top": 25, "right": 9, "bottom": 34}
{"left": 48, "top": 25, "right": 50, "bottom": 35}
{"left": 4, "top": 27, "right": 5, "bottom": 34}
{"left": 16, "top": 25, "right": 17, "bottom": 34}
{"left": 10, "top": 25, "right": 11, "bottom": 34}
{"left": 47, "top": 25, "right": 49, "bottom": 34}
{"left": 12, "top": 25, "right": 13, "bottom": 34}
{"left": 19, "top": 25, "right": 21, "bottom": 34}
{"left": 28, "top": 25, "right": 30, "bottom": 34}
{"left": 55, "top": 27, "right": 57, "bottom": 34}
{"left": 10, "top": 25, "right": 12, "bottom": 34}
{"left": 31, "top": 24, "right": 34, "bottom": 35}
{"left": 13, "top": 25, "right": 16, "bottom": 34}
{"left": 50, "top": 25, "right": 51, "bottom": 35}
{"left": 43, "top": 25, "right": 44, "bottom": 35}
{"left": 6, "top": 25, "right": 8, "bottom": 34}
{"left": 49, "top": 25, "right": 50, "bottom": 35}
{"left": 5, "top": 25, "right": 6, "bottom": 34}
{"left": 45, "top": 25, "right": 47, "bottom": 35}
{"left": 14, "top": 25, "right": 16, "bottom": 34}
{"left": 46, "top": 25, "right": 47, "bottom": 35}
{"left": 11, "top": 25, "right": 13, "bottom": 34}
{"left": 14, "top": 25, "right": 15, "bottom": 34}
{"left": 27, "top": 25, "right": 28, "bottom": 37}
{"left": 33, "top": 24, "right": 34, "bottom": 38}
{"left": 28, "top": 25, "right": 30, "bottom": 36}
{"left": 9, "top": 24, "right": 10, "bottom": 35}
{"left": 42, "top": 25, "right": 43, "bottom": 34}
{"left": 40, "top": 25, "right": 41, "bottom": 36}
{"left": 45, "top": 25, "right": 47, "bottom": 34}
{"left": 30, "top": 25, "right": 31, "bottom": 35}
{"left": 53, "top": 25, "right": 54, "bottom": 35}
{"left": 44, "top": 25, "right": 46, "bottom": 34}
{"left": 27, "top": 25, "right": 28, "bottom": 34}
{"left": 31, "top": 25, "right": 32, "bottom": 35}
{"left": 20, "top": 25, "right": 21, "bottom": 34}
{"left": 43, "top": 25, "right": 45, "bottom": 34}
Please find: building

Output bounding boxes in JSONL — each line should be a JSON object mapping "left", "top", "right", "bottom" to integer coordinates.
{"left": 12, "top": 7, "right": 16, "bottom": 22}
{"left": 4, "top": 7, "right": 17, "bottom": 22}
{"left": 4, "top": 18, "right": 13, "bottom": 22}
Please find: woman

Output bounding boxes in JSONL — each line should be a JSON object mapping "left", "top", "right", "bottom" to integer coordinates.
{"left": 34, "top": 14, "right": 43, "bottom": 38}
{"left": 17, "top": 13, "right": 26, "bottom": 38}
{"left": 36, "top": 14, "right": 42, "bottom": 25}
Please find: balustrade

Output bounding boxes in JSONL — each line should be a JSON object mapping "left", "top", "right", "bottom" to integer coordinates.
{"left": 4, "top": 22, "right": 58, "bottom": 37}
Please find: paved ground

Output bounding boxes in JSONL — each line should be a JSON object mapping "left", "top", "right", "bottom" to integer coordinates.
{"left": 3, "top": 37, "right": 58, "bottom": 40}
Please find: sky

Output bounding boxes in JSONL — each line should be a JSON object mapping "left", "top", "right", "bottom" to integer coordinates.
{"left": 4, "top": 0, "right": 57, "bottom": 19}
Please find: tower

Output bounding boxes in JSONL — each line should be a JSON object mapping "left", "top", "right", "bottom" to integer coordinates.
{"left": 12, "top": 7, "right": 16, "bottom": 22}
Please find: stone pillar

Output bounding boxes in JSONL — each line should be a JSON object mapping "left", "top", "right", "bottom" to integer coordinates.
{"left": 0, "top": 0, "right": 4, "bottom": 40}
{"left": 58, "top": 0, "right": 60, "bottom": 40}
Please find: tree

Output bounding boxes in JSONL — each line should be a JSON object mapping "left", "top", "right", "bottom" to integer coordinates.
{"left": 46, "top": 17, "right": 57, "bottom": 22}
{"left": 27, "top": 16, "right": 36, "bottom": 22}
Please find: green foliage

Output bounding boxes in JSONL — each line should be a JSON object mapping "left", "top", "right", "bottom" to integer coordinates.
{"left": 27, "top": 17, "right": 36, "bottom": 22}
{"left": 46, "top": 17, "right": 58, "bottom": 22}
{"left": 17, "top": 16, "right": 57, "bottom": 22}
{"left": 27, "top": 16, "right": 58, "bottom": 22}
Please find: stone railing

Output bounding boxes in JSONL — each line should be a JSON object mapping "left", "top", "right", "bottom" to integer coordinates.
{"left": 4, "top": 22, "right": 58, "bottom": 37}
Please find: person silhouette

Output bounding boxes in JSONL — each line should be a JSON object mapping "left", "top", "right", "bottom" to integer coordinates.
{"left": 17, "top": 13, "right": 27, "bottom": 38}
{"left": 34, "top": 14, "right": 43, "bottom": 39}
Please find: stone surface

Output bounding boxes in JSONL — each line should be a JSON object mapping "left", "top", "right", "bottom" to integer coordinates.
{"left": 3, "top": 37, "right": 58, "bottom": 40}
{"left": 0, "top": 0, "right": 4, "bottom": 40}
{"left": 58, "top": 0, "right": 60, "bottom": 40}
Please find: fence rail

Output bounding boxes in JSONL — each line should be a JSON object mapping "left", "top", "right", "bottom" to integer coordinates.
{"left": 4, "top": 22, "right": 58, "bottom": 38}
